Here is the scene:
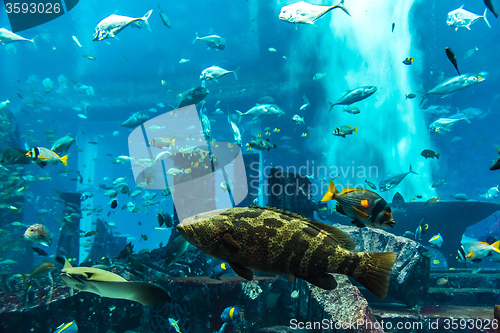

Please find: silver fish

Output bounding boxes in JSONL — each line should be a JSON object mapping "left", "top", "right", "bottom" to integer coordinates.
{"left": 279, "top": 0, "right": 350, "bottom": 25}
{"left": 447, "top": 6, "right": 490, "bottom": 31}
{"left": 423, "top": 74, "right": 485, "bottom": 98}
{"left": 200, "top": 66, "right": 239, "bottom": 82}
{"left": 93, "top": 10, "right": 152, "bottom": 41}
{"left": 329, "top": 86, "right": 377, "bottom": 111}
{"left": 0, "top": 28, "right": 34, "bottom": 45}
{"left": 379, "top": 165, "right": 417, "bottom": 192}
{"left": 228, "top": 116, "right": 242, "bottom": 146}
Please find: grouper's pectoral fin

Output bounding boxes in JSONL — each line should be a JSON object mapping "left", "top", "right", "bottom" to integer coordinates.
{"left": 297, "top": 273, "right": 337, "bottom": 290}
{"left": 229, "top": 262, "right": 253, "bottom": 280}
{"left": 223, "top": 234, "right": 241, "bottom": 252}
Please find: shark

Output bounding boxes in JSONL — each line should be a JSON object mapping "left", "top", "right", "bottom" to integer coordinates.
{"left": 56, "top": 256, "right": 170, "bottom": 306}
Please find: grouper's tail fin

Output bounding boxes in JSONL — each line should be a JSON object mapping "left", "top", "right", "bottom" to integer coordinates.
{"left": 354, "top": 252, "right": 397, "bottom": 298}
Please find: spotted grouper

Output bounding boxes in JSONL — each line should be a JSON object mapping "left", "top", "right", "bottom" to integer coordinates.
{"left": 177, "top": 206, "right": 397, "bottom": 298}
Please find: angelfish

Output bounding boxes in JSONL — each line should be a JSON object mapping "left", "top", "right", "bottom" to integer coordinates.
{"left": 445, "top": 47, "right": 460, "bottom": 76}
{"left": 56, "top": 256, "right": 170, "bottom": 305}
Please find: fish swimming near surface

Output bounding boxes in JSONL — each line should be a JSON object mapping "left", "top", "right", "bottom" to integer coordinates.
{"left": 24, "top": 223, "right": 52, "bottom": 247}
{"left": 93, "top": 10, "right": 152, "bottom": 41}
{"left": 56, "top": 256, "right": 170, "bottom": 305}
{"left": 26, "top": 147, "right": 68, "bottom": 167}
{"left": 193, "top": 32, "right": 226, "bottom": 50}
{"left": 177, "top": 86, "right": 209, "bottom": 108}
{"left": 200, "top": 66, "right": 240, "bottom": 82}
{"left": 379, "top": 165, "right": 417, "bottom": 192}
{"left": 457, "top": 241, "right": 500, "bottom": 263}
{"left": 329, "top": 86, "right": 377, "bottom": 111}
{"left": 447, "top": 6, "right": 491, "bottom": 30}
{"left": 177, "top": 206, "right": 397, "bottom": 298}
{"left": 445, "top": 47, "right": 460, "bottom": 76}
{"left": 278, "top": 0, "right": 350, "bottom": 25}
{"left": 484, "top": 0, "right": 498, "bottom": 18}
{"left": 321, "top": 180, "right": 395, "bottom": 229}
{"left": 236, "top": 104, "right": 285, "bottom": 121}
{"left": 0, "top": 28, "right": 35, "bottom": 45}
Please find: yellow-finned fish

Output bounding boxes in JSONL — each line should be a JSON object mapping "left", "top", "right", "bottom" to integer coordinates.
{"left": 26, "top": 147, "right": 67, "bottom": 167}
{"left": 457, "top": 240, "right": 500, "bottom": 263}
{"left": 321, "top": 180, "right": 395, "bottom": 229}
{"left": 178, "top": 206, "right": 397, "bottom": 298}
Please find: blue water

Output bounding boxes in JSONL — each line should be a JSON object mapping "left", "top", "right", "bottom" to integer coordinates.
{"left": 1, "top": 0, "right": 500, "bottom": 292}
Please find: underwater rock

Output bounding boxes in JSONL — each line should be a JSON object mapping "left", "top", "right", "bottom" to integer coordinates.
{"left": 267, "top": 167, "right": 317, "bottom": 219}
{"left": 339, "top": 225, "right": 430, "bottom": 308}
{"left": 309, "top": 275, "right": 383, "bottom": 333}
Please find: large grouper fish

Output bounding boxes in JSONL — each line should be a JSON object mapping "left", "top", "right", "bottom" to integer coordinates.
{"left": 178, "top": 206, "right": 397, "bottom": 298}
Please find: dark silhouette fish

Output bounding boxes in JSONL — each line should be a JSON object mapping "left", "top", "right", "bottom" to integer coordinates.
{"left": 177, "top": 86, "right": 209, "bottom": 108}
{"left": 484, "top": 0, "right": 498, "bottom": 18}
{"left": 445, "top": 47, "right": 460, "bottom": 75}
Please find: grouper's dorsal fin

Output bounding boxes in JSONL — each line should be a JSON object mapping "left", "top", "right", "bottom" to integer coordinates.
{"left": 306, "top": 220, "right": 355, "bottom": 251}
{"left": 255, "top": 205, "right": 309, "bottom": 220}
{"left": 252, "top": 205, "right": 355, "bottom": 250}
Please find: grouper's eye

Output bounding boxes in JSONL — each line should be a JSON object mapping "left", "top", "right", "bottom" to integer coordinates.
{"left": 195, "top": 214, "right": 200, "bottom": 220}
